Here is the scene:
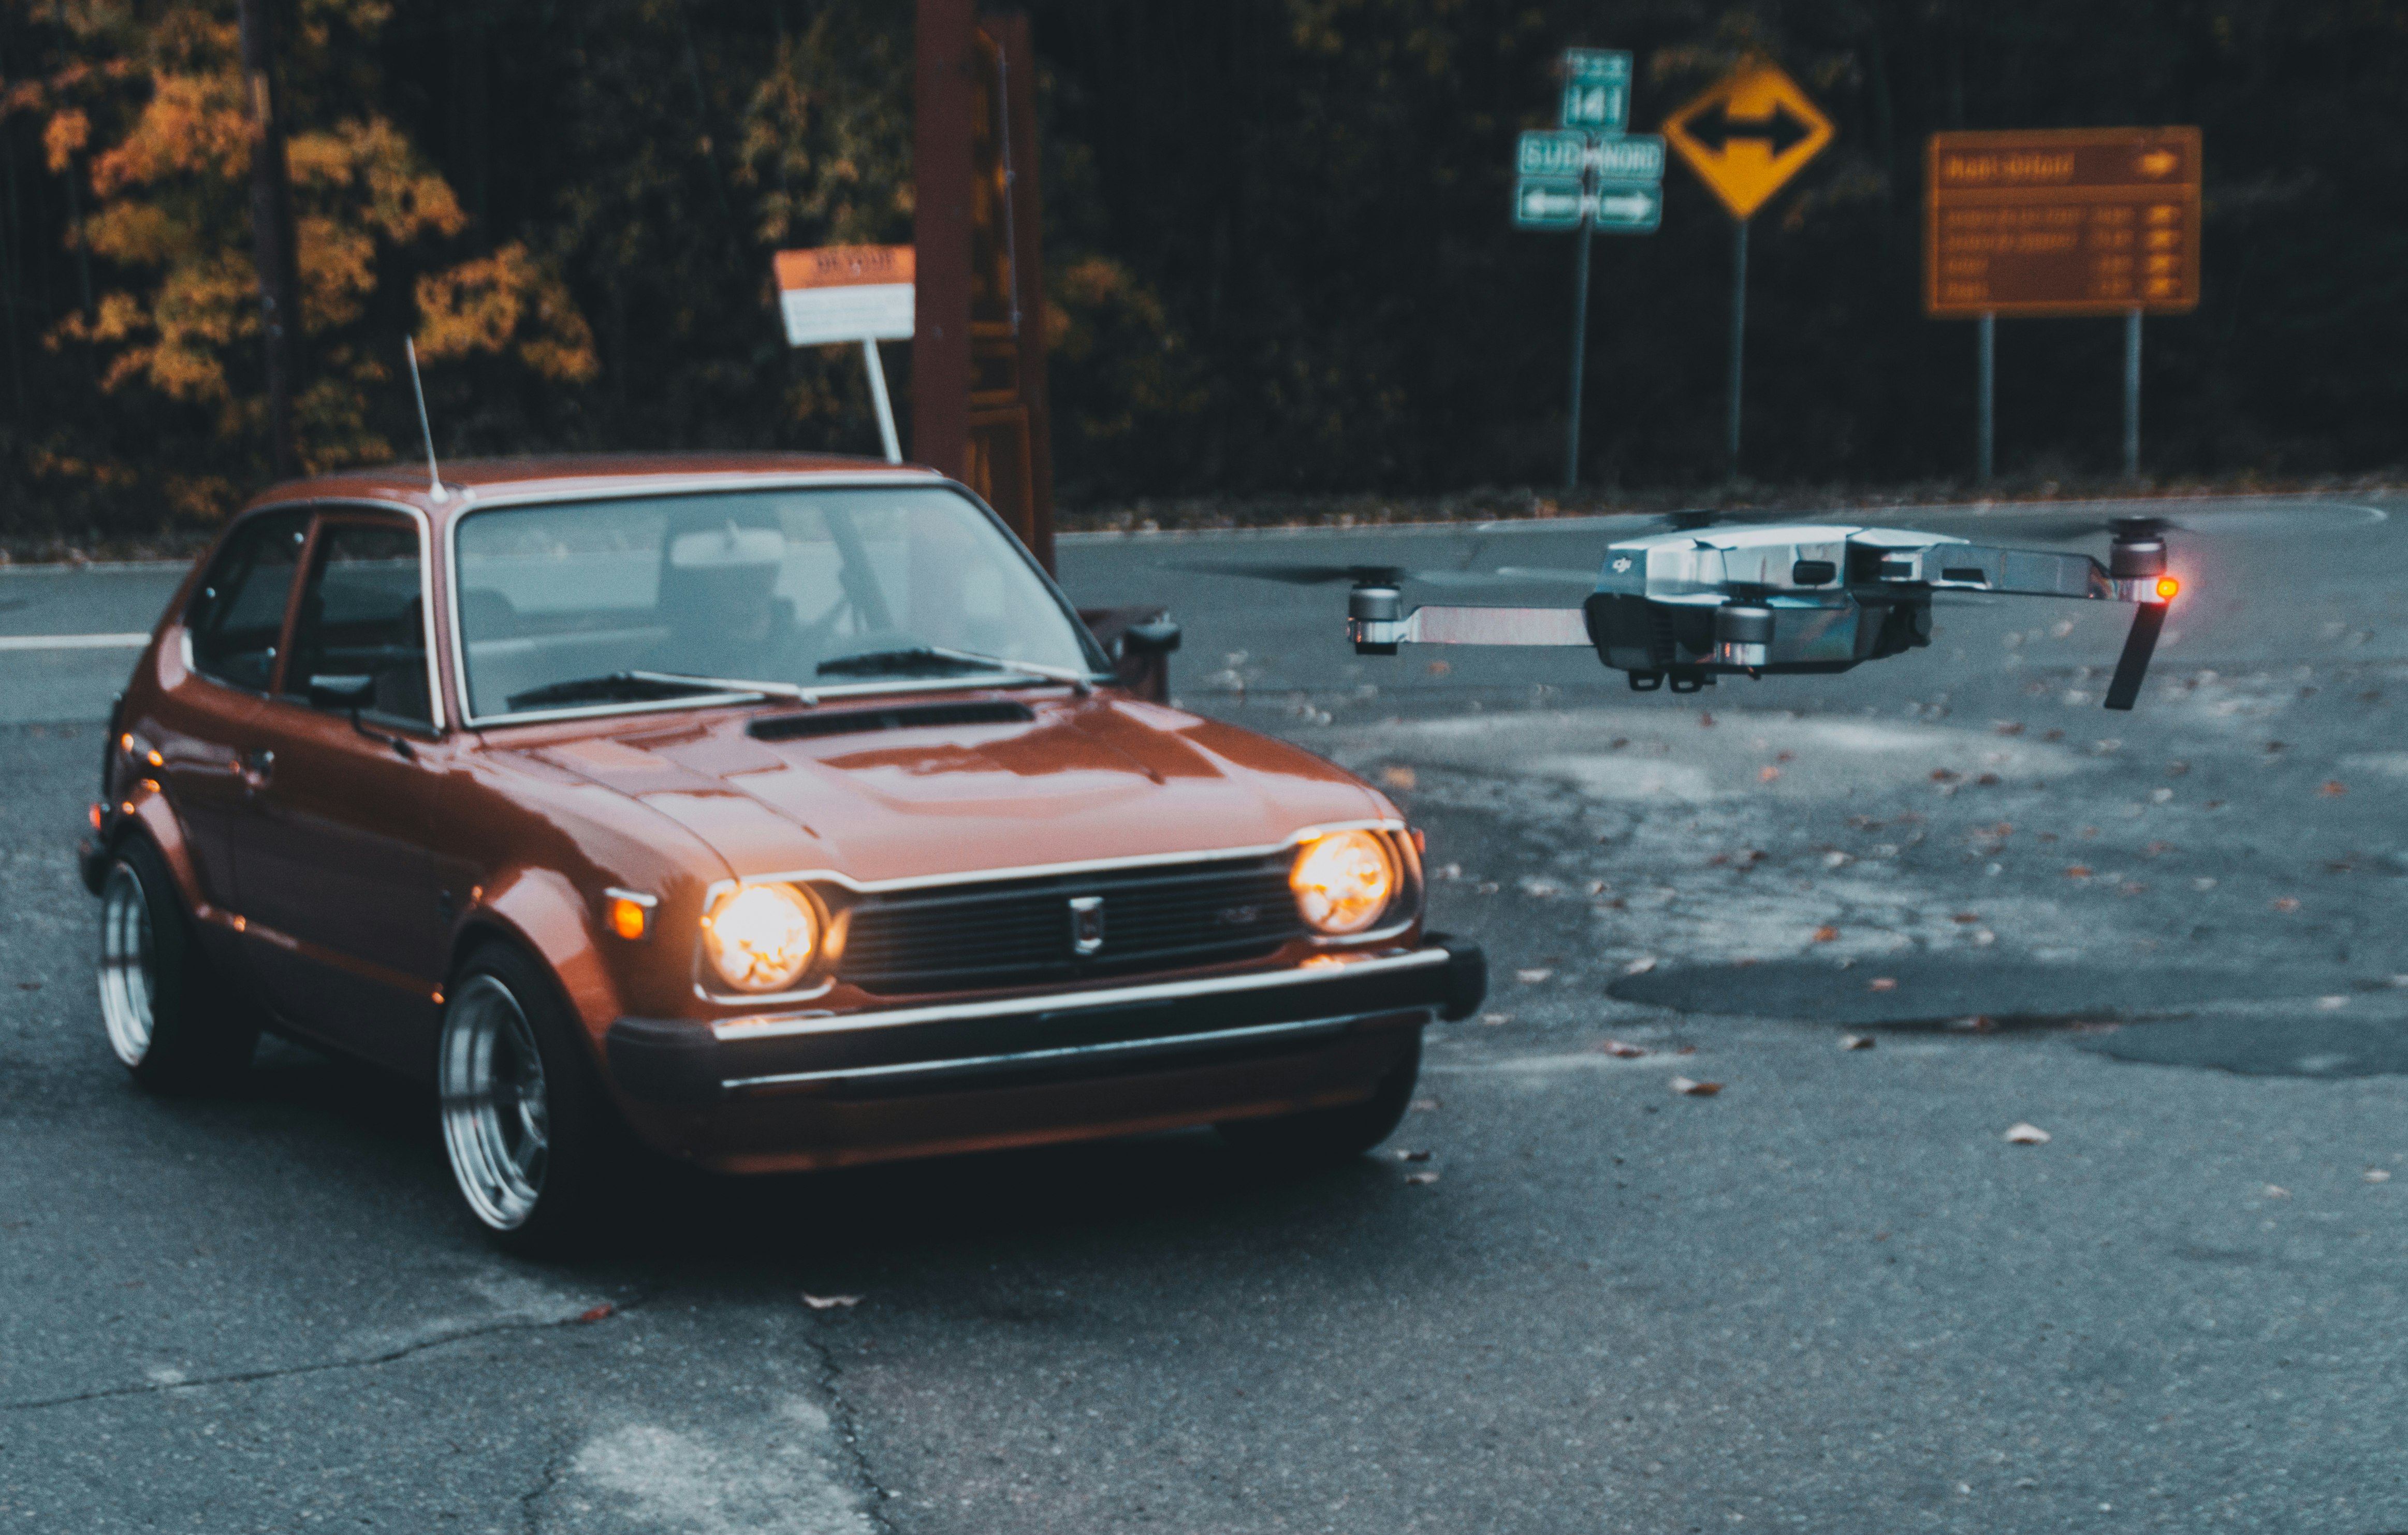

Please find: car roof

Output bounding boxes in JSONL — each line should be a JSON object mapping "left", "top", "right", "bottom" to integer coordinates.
{"left": 234, "top": 451, "right": 948, "bottom": 525}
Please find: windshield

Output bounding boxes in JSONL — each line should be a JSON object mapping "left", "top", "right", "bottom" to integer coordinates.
{"left": 452, "top": 486, "right": 1098, "bottom": 720}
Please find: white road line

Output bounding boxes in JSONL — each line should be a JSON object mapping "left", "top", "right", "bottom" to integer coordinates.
{"left": 0, "top": 633, "right": 149, "bottom": 650}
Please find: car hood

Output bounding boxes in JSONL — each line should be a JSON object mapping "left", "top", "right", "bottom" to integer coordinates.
{"left": 507, "top": 694, "right": 1392, "bottom": 884}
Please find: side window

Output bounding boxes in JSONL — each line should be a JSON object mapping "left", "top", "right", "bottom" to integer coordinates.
{"left": 187, "top": 510, "right": 311, "bottom": 691}
{"left": 285, "top": 519, "right": 433, "bottom": 727}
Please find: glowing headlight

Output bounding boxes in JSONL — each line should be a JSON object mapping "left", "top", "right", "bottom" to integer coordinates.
{"left": 702, "top": 883, "right": 819, "bottom": 992}
{"left": 1290, "top": 831, "right": 1398, "bottom": 936}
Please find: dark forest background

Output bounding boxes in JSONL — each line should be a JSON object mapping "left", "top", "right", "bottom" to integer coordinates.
{"left": 0, "top": 1, "right": 2402, "bottom": 540}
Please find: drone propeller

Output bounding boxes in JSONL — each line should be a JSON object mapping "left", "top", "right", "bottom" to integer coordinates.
{"left": 1990, "top": 511, "right": 2192, "bottom": 544}
{"left": 1165, "top": 559, "right": 1593, "bottom": 589}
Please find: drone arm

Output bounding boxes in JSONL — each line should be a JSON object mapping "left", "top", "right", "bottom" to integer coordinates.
{"left": 1907, "top": 545, "right": 2115, "bottom": 600}
{"left": 1348, "top": 595, "right": 1590, "bottom": 654}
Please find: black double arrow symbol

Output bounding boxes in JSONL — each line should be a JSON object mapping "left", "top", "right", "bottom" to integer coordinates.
{"left": 1682, "top": 98, "right": 1816, "bottom": 157}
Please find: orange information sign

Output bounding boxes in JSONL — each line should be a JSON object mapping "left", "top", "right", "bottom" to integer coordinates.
{"left": 1662, "top": 62, "right": 1835, "bottom": 220}
{"left": 1925, "top": 128, "right": 2200, "bottom": 317}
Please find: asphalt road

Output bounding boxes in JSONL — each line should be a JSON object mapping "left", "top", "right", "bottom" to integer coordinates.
{"left": 8, "top": 494, "right": 2408, "bottom": 1532}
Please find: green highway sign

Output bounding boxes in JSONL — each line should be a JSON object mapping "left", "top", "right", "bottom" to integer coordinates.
{"left": 1517, "top": 130, "right": 1591, "bottom": 180}
{"left": 1513, "top": 178, "right": 1587, "bottom": 230}
{"left": 1589, "top": 183, "right": 1662, "bottom": 231}
{"left": 1561, "top": 49, "right": 1630, "bottom": 132}
{"left": 1593, "top": 133, "right": 1666, "bottom": 183}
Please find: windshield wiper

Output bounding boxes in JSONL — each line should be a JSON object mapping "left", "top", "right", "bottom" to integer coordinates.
{"left": 505, "top": 670, "right": 811, "bottom": 712}
{"left": 814, "top": 645, "right": 1094, "bottom": 694}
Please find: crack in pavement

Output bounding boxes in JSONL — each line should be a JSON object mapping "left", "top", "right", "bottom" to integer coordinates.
{"left": 518, "top": 1438, "right": 575, "bottom": 1535}
{"left": 0, "top": 1293, "right": 651, "bottom": 1416}
{"left": 797, "top": 1315, "right": 902, "bottom": 1535}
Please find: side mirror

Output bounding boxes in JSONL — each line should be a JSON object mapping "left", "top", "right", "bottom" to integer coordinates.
{"left": 1122, "top": 617, "right": 1181, "bottom": 656}
{"left": 306, "top": 673, "right": 375, "bottom": 709}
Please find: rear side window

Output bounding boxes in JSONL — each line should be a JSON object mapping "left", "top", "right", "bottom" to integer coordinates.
{"left": 187, "top": 510, "right": 310, "bottom": 691}
{"left": 286, "top": 519, "right": 432, "bottom": 726}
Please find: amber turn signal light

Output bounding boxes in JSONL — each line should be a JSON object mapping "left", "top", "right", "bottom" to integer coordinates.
{"left": 605, "top": 891, "right": 656, "bottom": 942}
{"left": 2155, "top": 575, "right": 2180, "bottom": 601}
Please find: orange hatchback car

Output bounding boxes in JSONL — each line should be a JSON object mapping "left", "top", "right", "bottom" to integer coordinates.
{"left": 81, "top": 455, "right": 1485, "bottom": 1249}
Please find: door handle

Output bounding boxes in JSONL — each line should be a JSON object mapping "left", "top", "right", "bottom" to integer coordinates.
{"left": 239, "top": 748, "right": 275, "bottom": 791}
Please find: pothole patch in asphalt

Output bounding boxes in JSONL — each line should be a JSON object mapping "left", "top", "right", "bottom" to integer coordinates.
{"left": 1608, "top": 957, "right": 2408, "bottom": 1076}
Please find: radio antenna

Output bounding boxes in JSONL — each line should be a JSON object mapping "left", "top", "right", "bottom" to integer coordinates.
{"left": 404, "top": 337, "right": 447, "bottom": 502}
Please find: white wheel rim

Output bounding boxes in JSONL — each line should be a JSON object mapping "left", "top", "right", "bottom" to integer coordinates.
{"left": 98, "top": 861, "right": 156, "bottom": 1067}
{"left": 438, "top": 975, "right": 551, "bottom": 1231}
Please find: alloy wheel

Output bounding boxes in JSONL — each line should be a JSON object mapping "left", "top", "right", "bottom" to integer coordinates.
{"left": 97, "top": 860, "right": 156, "bottom": 1067}
{"left": 439, "top": 975, "right": 552, "bottom": 1230}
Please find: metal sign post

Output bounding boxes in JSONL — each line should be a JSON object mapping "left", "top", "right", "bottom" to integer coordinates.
{"left": 1977, "top": 312, "right": 1996, "bottom": 484}
{"left": 1513, "top": 52, "right": 1661, "bottom": 490}
{"left": 2124, "top": 309, "right": 2142, "bottom": 480}
{"left": 1664, "top": 62, "right": 1835, "bottom": 481}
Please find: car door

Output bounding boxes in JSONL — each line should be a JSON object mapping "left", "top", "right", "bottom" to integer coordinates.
{"left": 149, "top": 507, "right": 313, "bottom": 916}
{"left": 232, "top": 511, "right": 450, "bottom": 1077}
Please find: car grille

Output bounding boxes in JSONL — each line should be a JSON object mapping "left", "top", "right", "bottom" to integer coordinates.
{"left": 836, "top": 854, "right": 1305, "bottom": 995}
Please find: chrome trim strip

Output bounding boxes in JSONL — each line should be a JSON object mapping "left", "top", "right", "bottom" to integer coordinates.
{"left": 236, "top": 497, "right": 449, "bottom": 732}
{"left": 715, "top": 818, "right": 1406, "bottom": 897}
{"left": 711, "top": 944, "right": 1450, "bottom": 1041}
{"left": 720, "top": 1010, "right": 1418, "bottom": 1095}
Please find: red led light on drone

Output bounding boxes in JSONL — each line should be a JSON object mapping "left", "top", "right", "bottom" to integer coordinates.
{"left": 2155, "top": 576, "right": 2180, "bottom": 601}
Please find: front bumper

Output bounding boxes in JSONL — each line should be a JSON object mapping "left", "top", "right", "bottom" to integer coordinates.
{"left": 606, "top": 935, "right": 1486, "bottom": 1108}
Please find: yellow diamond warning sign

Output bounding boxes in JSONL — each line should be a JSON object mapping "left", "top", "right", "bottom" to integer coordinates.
{"left": 1662, "top": 62, "right": 1835, "bottom": 221}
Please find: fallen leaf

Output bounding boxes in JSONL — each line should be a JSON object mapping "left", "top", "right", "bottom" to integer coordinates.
{"left": 1623, "top": 956, "right": 1658, "bottom": 976}
{"left": 1596, "top": 1038, "right": 1647, "bottom": 1058}
{"left": 1811, "top": 924, "right": 1840, "bottom": 943}
{"left": 2167, "top": 760, "right": 2190, "bottom": 775}
{"left": 1480, "top": 1011, "right": 1513, "bottom": 1026}
{"left": 1514, "top": 967, "right": 1554, "bottom": 984}
{"left": 15, "top": 981, "right": 38, "bottom": 991}
{"left": 2065, "top": 865, "right": 2093, "bottom": 879}
{"left": 1670, "top": 1076, "right": 1721, "bottom": 1096}
{"left": 577, "top": 1303, "right": 615, "bottom": 1324}
{"left": 1840, "top": 1034, "right": 1875, "bottom": 1050}
{"left": 2004, "top": 1123, "right": 2051, "bottom": 1145}
{"left": 1378, "top": 765, "right": 1418, "bottom": 791}
{"left": 1394, "top": 1148, "right": 1433, "bottom": 1162}
{"left": 1993, "top": 721, "right": 2025, "bottom": 736}
{"left": 2143, "top": 841, "right": 2175, "bottom": 858}
{"left": 1777, "top": 750, "right": 1796, "bottom": 762}
{"left": 1758, "top": 765, "right": 1782, "bottom": 783}
{"left": 1951, "top": 913, "right": 1981, "bottom": 924}
{"left": 1698, "top": 712, "right": 1715, "bottom": 728}
{"left": 1976, "top": 773, "right": 2001, "bottom": 786}
{"left": 2319, "top": 780, "right": 2349, "bottom": 798}
{"left": 1676, "top": 1046, "right": 1696, "bottom": 1055}
{"left": 2271, "top": 896, "right": 2300, "bottom": 913}
{"left": 1404, "top": 1171, "right": 1440, "bottom": 1185}
{"left": 1947, "top": 1016, "right": 1996, "bottom": 1033}
{"left": 2367, "top": 1169, "right": 2392, "bottom": 1184}
{"left": 801, "top": 1293, "right": 863, "bottom": 1310}
{"left": 1868, "top": 977, "right": 1898, "bottom": 992}
{"left": 2119, "top": 882, "right": 2147, "bottom": 896}
{"left": 1425, "top": 660, "right": 1451, "bottom": 676}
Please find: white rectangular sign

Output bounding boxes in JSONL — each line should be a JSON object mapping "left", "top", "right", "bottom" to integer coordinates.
{"left": 774, "top": 245, "right": 915, "bottom": 347}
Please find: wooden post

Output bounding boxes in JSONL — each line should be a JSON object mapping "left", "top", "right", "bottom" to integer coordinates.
{"left": 236, "top": 0, "right": 301, "bottom": 480}
{"left": 911, "top": 0, "right": 976, "bottom": 482}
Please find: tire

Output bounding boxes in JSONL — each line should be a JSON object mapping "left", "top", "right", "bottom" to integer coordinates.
{"left": 97, "top": 838, "right": 256, "bottom": 1092}
{"left": 437, "top": 943, "right": 618, "bottom": 1255}
{"left": 1219, "top": 1029, "right": 1423, "bottom": 1168}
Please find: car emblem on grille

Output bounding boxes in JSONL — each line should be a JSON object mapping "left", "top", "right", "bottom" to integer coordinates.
{"left": 1217, "top": 904, "right": 1260, "bottom": 926}
{"left": 1068, "top": 895, "right": 1105, "bottom": 955}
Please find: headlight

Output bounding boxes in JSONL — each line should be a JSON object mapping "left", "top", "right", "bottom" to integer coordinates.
{"left": 1290, "top": 831, "right": 1398, "bottom": 936}
{"left": 702, "top": 883, "right": 819, "bottom": 992}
